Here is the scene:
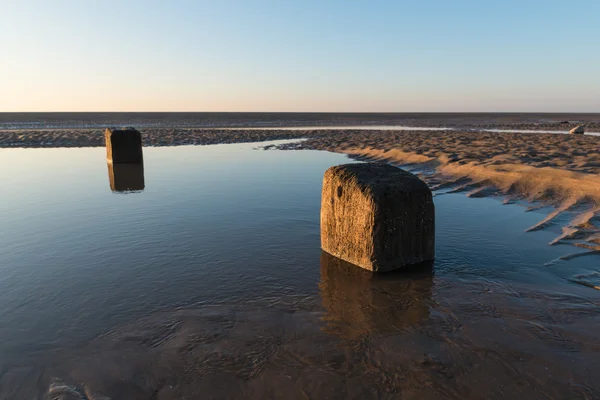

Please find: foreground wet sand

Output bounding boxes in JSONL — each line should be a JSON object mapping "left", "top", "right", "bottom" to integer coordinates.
{"left": 4, "top": 254, "right": 600, "bottom": 399}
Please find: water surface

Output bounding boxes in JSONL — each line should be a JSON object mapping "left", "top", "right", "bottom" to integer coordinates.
{"left": 0, "top": 141, "right": 599, "bottom": 399}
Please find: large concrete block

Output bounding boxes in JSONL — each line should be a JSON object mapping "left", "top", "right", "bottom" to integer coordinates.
{"left": 107, "top": 162, "right": 145, "bottom": 192}
{"left": 320, "top": 163, "right": 434, "bottom": 272}
{"left": 105, "top": 127, "right": 143, "bottom": 164}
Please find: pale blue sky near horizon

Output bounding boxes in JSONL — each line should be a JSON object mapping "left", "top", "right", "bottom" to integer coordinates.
{"left": 1, "top": 0, "right": 599, "bottom": 112}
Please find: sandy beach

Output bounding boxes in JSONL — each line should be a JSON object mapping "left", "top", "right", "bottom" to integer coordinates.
{"left": 1, "top": 126, "right": 599, "bottom": 256}
{"left": 281, "top": 130, "right": 600, "bottom": 259}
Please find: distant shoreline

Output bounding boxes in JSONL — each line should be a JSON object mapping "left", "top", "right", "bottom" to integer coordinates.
{"left": 0, "top": 124, "right": 599, "bottom": 148}
{"left": 276, "top": 129, "right": 600, "bottom": 258}
{"left": 1, "top": 112, "right": 599, "bottom": 131}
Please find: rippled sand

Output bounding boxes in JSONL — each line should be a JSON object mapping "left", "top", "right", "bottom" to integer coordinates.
{"left": 277, "top": 130, "right": 600, "bottom": 257}
{"left": 4, "top": 253, "right": 600, "bottom": 399}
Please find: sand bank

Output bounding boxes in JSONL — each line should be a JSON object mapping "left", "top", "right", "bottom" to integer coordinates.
{"left": 0, "top": 128, "right": 319, "bottom": 148}
{"left": 0, "top": 124, "right": 599, "bottom": 148}
{"left": 279, "top": 130, "right": 600, "bottom": 256}
{"left": 1, "top": 127, "right": 598, "bottom": 256}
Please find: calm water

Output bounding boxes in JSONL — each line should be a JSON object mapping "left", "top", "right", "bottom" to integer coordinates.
{"left": 1, "top": 141, "right": 600, "bottom": 399}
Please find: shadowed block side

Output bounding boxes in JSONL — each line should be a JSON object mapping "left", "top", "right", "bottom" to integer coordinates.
{"left": 108, "top": 163, "right": 145, "bottom": 192}
{"left": 105, "top": 127, "right": 143, "bottom": 164}
{"left": 320, "top": 162, "right": 435, "bottom": 272}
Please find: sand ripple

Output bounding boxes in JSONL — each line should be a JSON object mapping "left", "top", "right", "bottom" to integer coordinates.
{"left": 4, "top": 271, "right": 600, "bottom": 399}
{"left": 279, "top": 130, "right": 600, "bottom": 257}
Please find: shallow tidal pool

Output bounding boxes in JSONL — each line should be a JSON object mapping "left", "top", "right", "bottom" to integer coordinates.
{"left": 0, "top": 140, "right": 599, "bottom": 399}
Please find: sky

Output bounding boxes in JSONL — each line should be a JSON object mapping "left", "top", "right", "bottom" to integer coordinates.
{"left": 1, "top": 0, "right": 599, "bottom": 112}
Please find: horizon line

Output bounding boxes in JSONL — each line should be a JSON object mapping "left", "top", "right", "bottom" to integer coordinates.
{"left": 1, "top": 111, "right": 599, "bottom": 114}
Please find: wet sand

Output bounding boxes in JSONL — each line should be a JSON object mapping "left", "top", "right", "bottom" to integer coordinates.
{"left": 277, "top": 130, "right": 600, "bottom": 256}
{"left": 5, "top": 255, "right": 600, "bottom": 399}
{"left": 0, "top": 128, "right": 317, "bottom": 148}
{"left": 0, "top": 123, "right": 599, "bottom": 148}
{"left": 1, "top": 111, "right": 599, "bottom": 130}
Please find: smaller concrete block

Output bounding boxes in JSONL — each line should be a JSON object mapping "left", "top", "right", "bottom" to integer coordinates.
{"left": 569, "top": 125, "right": 585, "bottom": 134}
{"left": 108, "top": 162, "right": 145, "bottom": 192}
{"left": 105, "top": 127, "right": 143, "bottom": 164}
{"left": 320, "top": 163, "right": 435, "bottom": 272}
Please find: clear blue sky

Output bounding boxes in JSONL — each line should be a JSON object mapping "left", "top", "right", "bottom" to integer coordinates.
{"left": 1, "top": 0, "right": 599, "bottom": 112}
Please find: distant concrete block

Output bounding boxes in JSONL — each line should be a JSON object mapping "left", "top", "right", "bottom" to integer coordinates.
{"left": 108, "top": 162, "right": 145, "bottom": 192}
{"left": 105, "top": 127, "right": 143, "bottom": 164}
{"left": 320, "top": 163, "right": 435, "bottom": 272}
{"left": 569, "top": 125, "right": 585, "bottom": 134}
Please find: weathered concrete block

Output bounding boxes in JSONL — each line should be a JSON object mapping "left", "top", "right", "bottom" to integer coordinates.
{"left": 105, "top": 127, "right": 143, "bottom": 164}
{"left": 107, "top": 162, "right": 145, "bottom": 192}
{"left": 320, "top": 163, "right": 434, "bottom": 272}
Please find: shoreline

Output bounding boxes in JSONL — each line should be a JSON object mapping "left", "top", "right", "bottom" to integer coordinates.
{"left": 276, "top": 130, "right": 600, "bottom": 258}
{"left": 0, "top": 126, "right": 599, "bottom": 148}
{"left": 2, "top": 127, "right": 599, "bottom": 256}
{"left": 2, "top": 112, "right": 600, "bottom": 131}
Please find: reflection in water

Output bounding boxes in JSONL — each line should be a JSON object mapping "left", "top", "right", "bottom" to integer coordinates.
{"left": 4, "top": 263, "right": 600, "bottom": 399}
{"left": 319, "top": 251, "right": 433, "bottom": 341}
{"left": 2, "top": 142, "right": 600, "bottom": 399}
{"left": 107, "top": 162, "right": 145, "bottom": 192}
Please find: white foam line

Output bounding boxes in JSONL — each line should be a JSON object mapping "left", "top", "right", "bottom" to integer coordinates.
{"left": 485, "top": 129, "right": 600, "bottom": 136}
{"left": 213, "top": 125, "right": 452, "bottom": 131}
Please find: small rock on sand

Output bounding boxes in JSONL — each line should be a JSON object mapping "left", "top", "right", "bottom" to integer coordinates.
{"left": 46, "top": 380, "right": 85, "bottom": 400}
{"left": 570, "top": 125, "right": 585, "bottom": 134}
